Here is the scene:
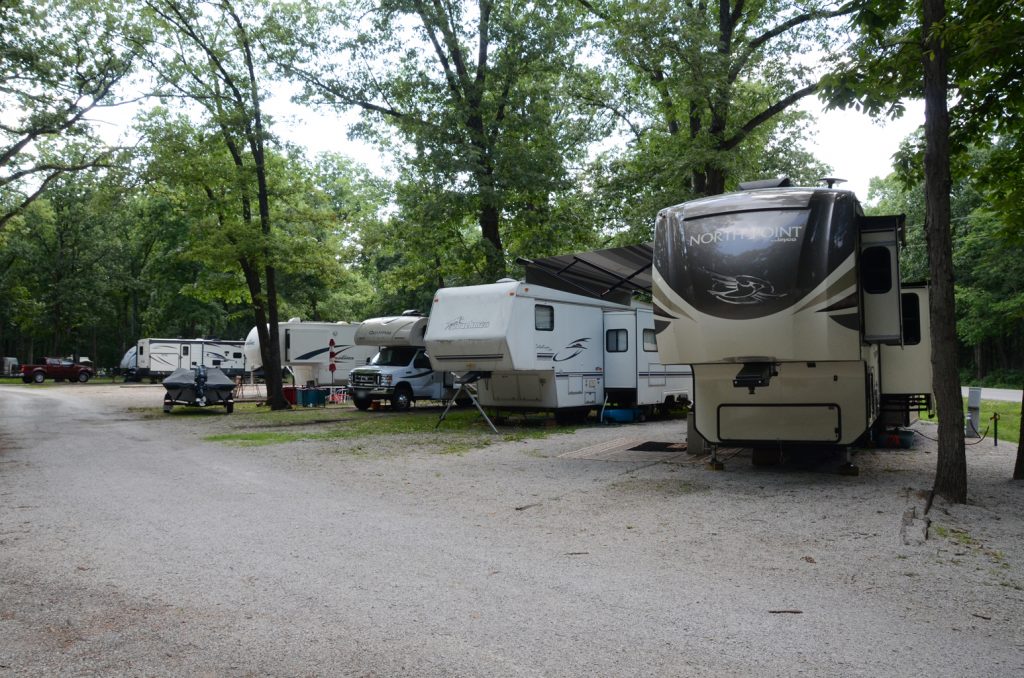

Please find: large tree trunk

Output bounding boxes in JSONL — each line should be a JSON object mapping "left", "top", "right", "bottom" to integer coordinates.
{"left": 922, "top": 0, "right": 967, "bottom": 503}
{"left": 1015, "top": 397, "right": 1024, "bottom": 480}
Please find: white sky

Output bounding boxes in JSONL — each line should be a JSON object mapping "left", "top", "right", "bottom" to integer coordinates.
{"left": 94, "top": 90, "right": 926, "bottom": 207}
{"left": 799, "top": 98, "right": 925, "bottom": 202}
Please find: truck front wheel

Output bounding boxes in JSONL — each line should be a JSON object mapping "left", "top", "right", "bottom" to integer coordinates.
{"left": 391, "top": 385, "right": 413, "bottom": 412}
{"left": 32, "top": 372, "right": 45, "bottom": 383}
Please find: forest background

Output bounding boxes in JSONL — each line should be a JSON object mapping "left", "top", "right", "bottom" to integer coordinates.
{"left": 1, "top": 0, "right": 1021, "bottom": 387}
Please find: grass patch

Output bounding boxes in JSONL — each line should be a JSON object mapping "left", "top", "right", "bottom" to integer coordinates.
{"left": 924, "top": 398, "right": 1020, "bottom": 444}
{"left": 204, "top": 404, "right": 577, "bottom": 449}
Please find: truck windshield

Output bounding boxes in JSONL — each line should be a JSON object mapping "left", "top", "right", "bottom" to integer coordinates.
{"left": 371, "top": 347, "right": 419, "bottom": 367}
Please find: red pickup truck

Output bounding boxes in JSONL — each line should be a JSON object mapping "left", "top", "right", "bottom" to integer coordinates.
{"left": 21, "top": 358, "right": 94, "bottom": 383}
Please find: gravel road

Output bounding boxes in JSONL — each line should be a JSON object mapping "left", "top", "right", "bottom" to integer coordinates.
{"left": 2, "top": 384, "right": 1023, "bottom": 677}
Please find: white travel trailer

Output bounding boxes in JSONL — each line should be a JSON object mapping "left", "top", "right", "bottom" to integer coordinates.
{"left": 3, "top": 356, "right": 19, "bottom": 376}
{"left": 424, "top": 280, "right": 692, "bottom": 420}
{"left": 243, "top": 318, "right": 377, "bottom": 386}
{"left": 348, "top": 312, "right": 459, "bottom": 410}
{"left": 651, "top": 179, "right": 933, "bottom": 469}
{"left": 136, "top": 338, "right": 247, "bottom": 381}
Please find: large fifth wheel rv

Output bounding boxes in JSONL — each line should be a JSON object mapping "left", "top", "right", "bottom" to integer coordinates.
{"left": 243, "top": 318, "right": 377, "bottom": 386}
{"left": 136, "top": 338, "right": 247, "bottom": 381}
{"left": 652, "top": 179, "right": 933, "bottom": 456}
{"left": 424, "top": 279, "right": 692, "bottom": 420}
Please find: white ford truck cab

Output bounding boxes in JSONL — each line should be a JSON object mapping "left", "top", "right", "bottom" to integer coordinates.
{"left": 348, "top": 346, "right": 455, "bottom": 410}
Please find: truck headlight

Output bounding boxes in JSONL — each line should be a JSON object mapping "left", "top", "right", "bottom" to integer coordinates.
{"left": 382, "top": 374, "right": 392, "bottom": 386}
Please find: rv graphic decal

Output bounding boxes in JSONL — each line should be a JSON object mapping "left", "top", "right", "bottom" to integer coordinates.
{"left": 705, "top": 270, "right": 786, "bottom": 305}
{"left": 553, "top": 338, "right": 590, "bottom": 362}
{"left": 445, "top": 316, "right": 491, "bottom": 331}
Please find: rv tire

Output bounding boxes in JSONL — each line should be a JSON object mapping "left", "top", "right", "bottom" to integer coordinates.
{"left": 353, "top": 397, "right": 372, "bottom": 411}
{"left": 391, "top": 385, "right": 413, "bottom": 411}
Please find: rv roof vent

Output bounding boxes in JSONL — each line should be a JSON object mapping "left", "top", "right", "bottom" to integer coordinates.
{"left": 738, "top": 177, "right": 792, "bottom": 191}
{"left": 820, "top": 177, "right": 847, "bottom": 189}
{"left": 401, "top": 309, "right": 424, "bottom": 316}
{"left": 495, "top": 277, "right": 518, "bottom": 283}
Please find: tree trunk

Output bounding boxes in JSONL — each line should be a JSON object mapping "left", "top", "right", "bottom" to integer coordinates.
{"left": 479, "top": 202, "right": 506, "bottom": 281}
{"left": 1015, "top": 396, "right": 1024, "bottom": 480}
{"left": 922, "top": 0, "right": 967, "bottom": 503}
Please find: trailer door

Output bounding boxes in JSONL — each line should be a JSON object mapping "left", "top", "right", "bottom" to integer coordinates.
{"left": 603, "top": 311, "right": 636, "bottom": 390}
{"left": 860, "top": 215, "right": 904, "bottom": 344}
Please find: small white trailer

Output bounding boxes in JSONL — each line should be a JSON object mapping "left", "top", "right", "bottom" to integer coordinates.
{"left": 136, "top": 338, "right": 247, "bottom": 381}
{"left": 3, "top": 357, "right": 19, "bottom": 376}
{"left": 424, "top": 280, "right": 691, "bottom": 420}
{"left": 243, "top": 318, "right": 377, "bottom": 386}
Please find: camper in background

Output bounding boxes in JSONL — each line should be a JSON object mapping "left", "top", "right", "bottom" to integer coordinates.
{"left": 136, "top": 338, "right": 247, "bottom": 382}
{"left": 244, "top": 318, "right": 377, "bottom": 387}
{"left": 3, "top": 357, "right": 19, "bottom": 377}
{"left": 348, "top": 311, "right": 457, "bottom": 411}
{"left": 425, "top": 280, "right": 691, "bottom": 422}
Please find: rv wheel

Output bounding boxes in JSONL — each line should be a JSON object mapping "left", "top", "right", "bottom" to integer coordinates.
{"left": 391, "top": 385, "right": 413, "bottom": 411}
{"left": 353, "top": 397, "right": 372, "bottom": 411}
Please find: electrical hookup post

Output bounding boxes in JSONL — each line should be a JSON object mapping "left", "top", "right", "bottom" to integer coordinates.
{"left": 966, "top": 387, "right": 982, "bottom": 438}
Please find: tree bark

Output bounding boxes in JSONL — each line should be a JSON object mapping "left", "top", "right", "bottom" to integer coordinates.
{"left": 922, "top": 0, "right": 967, "bottom": 503}
{"left": 1015, "top": 397, "right": 1024, "bottom": 480}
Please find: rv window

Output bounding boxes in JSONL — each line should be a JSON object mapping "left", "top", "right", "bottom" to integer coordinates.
{"left": 181, "top": 345, "right": 189, "bottom": 356}
{"left": 139, "top": 345, "right": 144, "bottom": 355}
{"left": 372, "top": 346, "right": 419, "bottom": 367}
{"left": 902, "top": 293, "right": 921, "bottom": 345}
{"left": 233, "top": 352, "right": 242, "bottom": 359}
{"left": 862, "top": 246, "right": 893, "bottom": 294}
{"left": 606, "top": 329, "right": 628, "bottom": 353}
{"left": 212, "top": 360, "right": 221, "bottom": 366}
{"left": 643, "top": 329, "right": 658, "bottom": 352}
{"left": 413, "top": 351, "right": 432, "bottom": 369}
{"left": 535, "top": 305, "right": 554, "bottom": 331}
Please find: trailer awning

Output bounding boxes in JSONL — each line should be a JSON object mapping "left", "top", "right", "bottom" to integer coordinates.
{"left": 518, "top": 242, "right": 654, "bottom": 305}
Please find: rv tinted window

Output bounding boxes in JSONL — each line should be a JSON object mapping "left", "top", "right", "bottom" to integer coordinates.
{"left": 413, "top": 351, "right": 431, "bottom": 369}
{"left": 902, "top": 292, "right": 921, "bottom": 345}
{"left": 643, "top": 329, "right": 658, "bottom": 352}
{"left": 606, "top": 329, "right": 628, "bottom": 352}
{"left": 535, "top": 304, "right": 554, "bottom": 331}
{"left": 233, "top": 352, "right": 242, "bottom": 359}
{"left": 182, "top": 345, "right": 189, "bottom": 356}
{"left": 139, "top": 345, "right": 144, "bottom": 355}
{"left": 862, "top": 246, "right": 892, "bottom": 294}
{"left": 372, "top": 346, "right": 419, "bottom": 367}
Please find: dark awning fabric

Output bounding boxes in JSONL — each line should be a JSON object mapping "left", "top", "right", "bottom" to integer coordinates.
{"left": 518, "top": 242, "right": 654, "bottom": 305}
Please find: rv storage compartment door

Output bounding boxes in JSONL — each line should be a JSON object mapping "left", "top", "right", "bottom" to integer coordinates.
{"left": 860, "top": 215, "right": 904, "bottom": 345}
{"left": 718, "top": 404, "right": 841, "bottom": 443}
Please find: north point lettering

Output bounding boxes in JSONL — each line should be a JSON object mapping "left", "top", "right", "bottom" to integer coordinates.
{"left": 689, "top": 225, "right": 802, "bottom": 246}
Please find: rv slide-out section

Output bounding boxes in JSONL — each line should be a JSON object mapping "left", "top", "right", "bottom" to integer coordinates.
{"left": 348, "top": 313, "right": 456, "bottom": 411}
{"left": 653, "top": 183, "right": 932, "bottom": 447}
{"left": 425, "top": 280, "right": 691, "bottom": 416}
{"left": 136, "top": 339, "right": 246, "bottom": 381}
{"left": 244, "top": 318, "right": 377, "bottom": 386}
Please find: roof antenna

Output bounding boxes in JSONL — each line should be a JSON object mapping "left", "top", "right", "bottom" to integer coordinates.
{"left": 820, "top": 177, "right": 847, "bottom": 189}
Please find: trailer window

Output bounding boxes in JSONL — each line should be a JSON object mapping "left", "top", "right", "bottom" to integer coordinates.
{"left": 413, "top": 351, "right": 432, "bottom": 369}
{"left": 535, "top": 304, "right": 554, "bottom": 331}
{"left": 643, "top": 329, "right": 658, "bottom": 352}
{"left": 902, "top": 293, "right": 921, "bottom": 345}
{"left": 606, "top": 329, "right": 628, "bottom": 352}
{"left": 181, "top": 345, "right": 189, "bottom": 356}
{"left": 862, "top": 246, "right": 893, "bottom": 294}
{"left": 139, "top": 345, "right": 144, "bottom": 355}
{"left": 233, "top": 352, "right": 242, "bottom": 359}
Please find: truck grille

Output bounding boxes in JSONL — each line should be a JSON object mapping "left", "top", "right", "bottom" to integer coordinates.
{"left": 350, "top": 373, "right": 378, "bottom": 388}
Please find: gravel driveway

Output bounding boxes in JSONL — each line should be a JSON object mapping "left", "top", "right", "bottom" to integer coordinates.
{"left": 1, "top": 384, "right": 1023, "bottom": 676}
